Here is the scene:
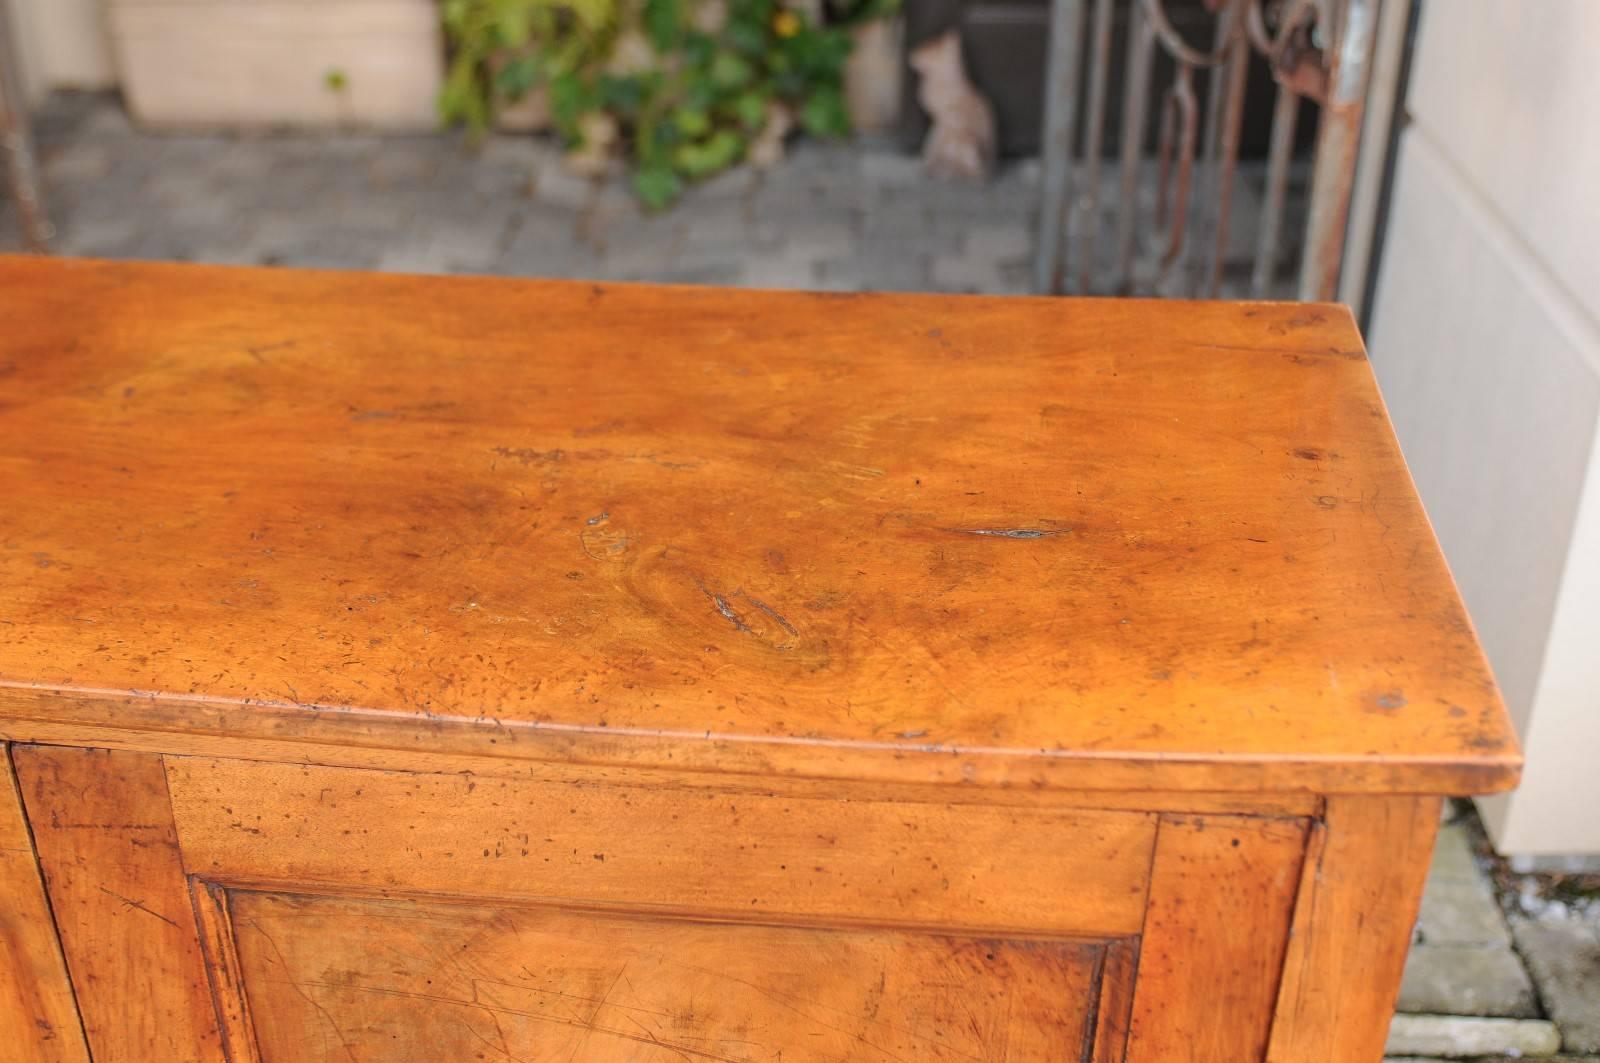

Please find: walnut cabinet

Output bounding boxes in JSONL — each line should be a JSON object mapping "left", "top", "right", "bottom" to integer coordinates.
{"left": 0, "top": 258, "right": 1519, "bottom": 1061}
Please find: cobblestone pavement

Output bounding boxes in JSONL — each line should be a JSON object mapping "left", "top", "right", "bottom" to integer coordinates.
{"left": 1, "top": 92, "right": 1042, "bottom": 292}
{"left": 1388, "top": 804, "right": 1600, "bottom": 1060}
{"left": 4, "top": 93, "right": 1597, "bottom": 1061}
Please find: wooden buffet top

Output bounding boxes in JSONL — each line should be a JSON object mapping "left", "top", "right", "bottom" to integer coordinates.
{"left": 0, "top": 256, "right": 1518, "bottom": 795}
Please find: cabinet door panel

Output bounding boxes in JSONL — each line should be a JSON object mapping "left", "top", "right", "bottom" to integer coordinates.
{"left": 165, "top": 755, "right": 1156, "bottom": 936}
{"left": 228, "top": 889, "right": 1116, "bottom": 1062}
{"left": 0, "top": 745, "right": 89, "bottom": 1062}
{"left": 13, "top": 745, "right": 225, "bottom": 1062}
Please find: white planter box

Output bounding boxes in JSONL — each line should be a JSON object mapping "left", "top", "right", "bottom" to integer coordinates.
{"left": 108, "top": 0, "right": 443, "bottom": 130}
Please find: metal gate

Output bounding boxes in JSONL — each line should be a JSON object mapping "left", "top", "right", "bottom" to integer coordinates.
{"left": 1034, "top": 0, "right": 1404, "bottom": 303}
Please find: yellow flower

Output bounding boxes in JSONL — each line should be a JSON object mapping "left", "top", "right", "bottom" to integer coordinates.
{"left": 773, "top": 10, "right": 801, "bottom": 37}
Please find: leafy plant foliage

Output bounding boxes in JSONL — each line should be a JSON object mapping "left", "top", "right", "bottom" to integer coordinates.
{"left": 440, "top": 0, "right": 889, "bottom": 207}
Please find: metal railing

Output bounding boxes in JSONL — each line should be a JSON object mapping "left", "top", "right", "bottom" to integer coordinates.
{"left": 1034, "top": 0, "right": 1392, "bottom": 301}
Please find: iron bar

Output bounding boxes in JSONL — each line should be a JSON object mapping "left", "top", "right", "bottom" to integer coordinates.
{"left": 1156, "top": 64, "right": 1198, "bottom": 285}
{"left": 1339, "top": 0, "right": 1410, "bottom": 314}
{"left": 1038, "top": 0, "right": 1383, "bottom": 300}
{"left": 1187, "top": 0, "right": 1242, "bottom": 293}
{"left": 0, "top": 0, "right": 50, "bottom": 253}
{"left": 1204, "top": 0, "right": 1251, "bottom": 296}
{"left": 1252, "top": 83, "right": 1301, "bottom": 296}
{"left": 1298, "top": 0, "right": 1379, "bottom": 300}
{"left": 1076, "top": 0, "right": 1116, "bottom": 294}
{"left": 1114, "top": 3, "right": 1156, "bottom": 292}
{"left": 1034, "top": 0, "right": 1088, "bottom": 294}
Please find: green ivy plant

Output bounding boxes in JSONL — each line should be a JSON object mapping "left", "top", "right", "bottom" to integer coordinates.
{"left": 440, "top": 0, "right": 889, "bottom": 208}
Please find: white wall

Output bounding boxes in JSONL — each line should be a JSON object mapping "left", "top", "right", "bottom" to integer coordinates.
{"left": 4, "top": 0, "right": 116, "bottom": 103}
{"left": 1368, "top": 0, "right": 1600, "bottom": 855}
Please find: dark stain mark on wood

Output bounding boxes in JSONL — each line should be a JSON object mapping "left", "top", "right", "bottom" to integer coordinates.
{"left": 492, "top": 446, "right": 567, "bottom": 465}
{"left": 960, "top": 528, "right": 1064, "bottom": 540}
{"left": 744, "top": 597, "right": 798, "bottom": 639}
{"left": 697, "top": 581, "right": 754, "bottom": 636}
{"left": 692, "top": 580, "right": 799, "bottom": 650}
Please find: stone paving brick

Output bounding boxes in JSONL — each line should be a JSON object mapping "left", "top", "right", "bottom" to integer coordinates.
{"left": 780, "top": 219, "right": 856, "bottom": 261}
{"left": 1400, "top": 945, "right": 1539, "bottom": 1017}
{"left": 1512, "top": 918, "right": 1600, "bottom": 1053}
{"left": 688, "top": 165, "right": 758, "bottom": 200}
{"left": 679, "top": 207, "right": 756, "bottom": 249}
{"left": 930, "top": 254, "right": 1007, "bottom": 294}
{"left": 475, "top": 135, "right": 556, "bottom": 171}
{"left": 1431, "top": 822, "right": 1486, "bottom": 882}
{"left": 1416, "top": 877, "right": 1515, "bottom": 948}
{"left": 1386, "top": 1015, "right": 1562, "bottom": 1058}
{"left": 211, "top": 140, "right": 282, "bottom": 183}
{"left": 965, "top": 222, "right": 1032, "bottom": 262}
{"left": 42, "top": 139, "right": 113, "bottom": 183}
{"left": 816, "top": 254, "right": 929, "bottom": 292}
{"left": 737, "top": 256, "right": 818, "bottom": 289}
{"left": 52, "top": 216, "right": 142, "bottom": 257}
{"left": 859, "top": 149, "right": 925, "bottom": 187}
{"left": 534, "top": 163, "right": 597, "bottom": 210}
{"left": 655, "top": 262, "right": 743, "bottom": 286}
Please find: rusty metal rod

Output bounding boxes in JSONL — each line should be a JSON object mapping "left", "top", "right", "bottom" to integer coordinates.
{"left": 1298, "top": 0, "right": 1378, "bottom": 300}
{"left": 1157, "top": 64, "right": 1198, "bottom": 285}
{"left": 1035, "top": 0, "right": 1088, "bottom": 294}
{"left": 1186, "top": 0, "right": 1245, "bottom": 293}
{"left": 0, "top": 0, "right": 50, "bottom": 253}
{"left": 1204, "top": 1, "right": 1251, "bottom": 296}
{"left": 1114, "top": 3, "right": 1156, "bottom": 292}
{"left": 1075, "top": 0, "right": 1115, "bottom": 294}
{"left": 1252, "top": 84, "right": 1301, "bottom": 297}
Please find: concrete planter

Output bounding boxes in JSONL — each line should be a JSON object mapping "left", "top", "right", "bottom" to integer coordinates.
{"left": 107, "top": 0, "right": 444, "bottom": 130}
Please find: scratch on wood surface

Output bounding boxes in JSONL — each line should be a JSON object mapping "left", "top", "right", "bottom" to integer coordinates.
{"left": 959, "top": 528, "right": 1064, "bottom": 540}
{"left": 744, "top": 596, "right": 798, "bottom": 638}
{"left": 698, "top": 582, "right": 754, "bottom": 636}
{"left": 97, "top": 885, "right": 179, "bottom": 928}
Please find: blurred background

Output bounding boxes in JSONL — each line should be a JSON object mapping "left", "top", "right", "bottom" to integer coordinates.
{"left": 2, "top": 1, "right": 1597, "bottom": 1057}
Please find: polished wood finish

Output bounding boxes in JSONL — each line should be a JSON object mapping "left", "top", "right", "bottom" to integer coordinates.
{"left": 229, "top": 890, "right": 1116, "bottom": 1061}
{"left": 1266, "top": 795, "right": 1444, "bottom": 1062}
{"left": 0, "top": 259, "right": 1520, "bottom": 1061}
{"left": 163, "top": 755, "right": 1155, "bottom": 934}
{"left": 0, "top": 256, "right": 1515, "bottom": 795}
{"left": 12, "top": 745, "right": 224, "bottom": 1059}
{"left": 12, "top": 745, "right": 225, "bottom": 1062}
{"left": 190, "top": 880, "right": 263, "bottom": 1063}
{"left": 0, "top": 745, "right": 88, "bottom": 1063}
{"left": 1126, "top": 815, "right": 1309, "bottom": 1061}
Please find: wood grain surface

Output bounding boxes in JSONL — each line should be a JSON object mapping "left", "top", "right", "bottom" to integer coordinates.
{"left": 1125, "top": 813, "right": 1309, "bottom": 1061}
{"left": 1265, "top": 795, "right": 1443, "bottom": 1062}
{"left": 12, "top": 744, "right": 225, "bottom": 1062}
{"left": 226, "top": 889, "right": 1115, "bottom": 1062}
{"left": 0, "top": 744, "right": 89, "bottom": 1063}
{"left": 164, "top": 755, "right": 1156, "bottom": 935}
{"left": 0, "top": 256, "right": 1517, "bottom": 794}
